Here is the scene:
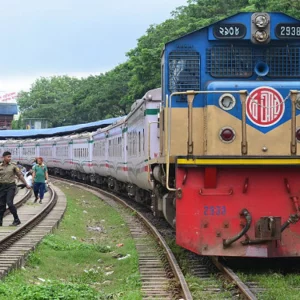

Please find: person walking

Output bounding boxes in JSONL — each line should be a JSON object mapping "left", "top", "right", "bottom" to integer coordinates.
{"left": 32, "top": 157, "right": 48, "bottom": 204}
{"left": 0, "top": 151, "right": 31, "bottom": 226}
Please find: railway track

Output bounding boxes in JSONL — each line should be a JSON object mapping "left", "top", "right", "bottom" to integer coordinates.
{"left": 51, "top": 176, "right": 266, "bottom": 300}
{"left": 0, "top": 185, "right": 66, "bottom": 279}
{"left": 51, "top": 176, "right": 192, "bottom": 300}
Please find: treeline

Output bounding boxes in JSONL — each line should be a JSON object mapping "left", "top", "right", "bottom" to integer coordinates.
{"left": 16, "top": 0, "right": 300, "bottom": 128}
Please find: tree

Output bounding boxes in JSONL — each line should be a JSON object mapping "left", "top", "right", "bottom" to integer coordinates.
{"left": 250, "top": 0, "right": 300, "bottom": 18}
{"left": 17, "top": 76, "right": 82, "bottom": 127}
{"left": 18, "top": 0, "right": 300, "bottom": 127}
{"left": 126, "top": 0, "right": 253, "bottom": 100}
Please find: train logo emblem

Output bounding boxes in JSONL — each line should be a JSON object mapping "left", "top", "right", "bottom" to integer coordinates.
{"left": 246, "top": 87, "right": 285, "bottom": 127}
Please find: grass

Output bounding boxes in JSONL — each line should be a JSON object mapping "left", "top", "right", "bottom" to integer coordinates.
{"left": 0, "top": 182, "right": 141, "bottom": 300}
{"left": 238, "top": 271, "right": 300, "bottom": 300}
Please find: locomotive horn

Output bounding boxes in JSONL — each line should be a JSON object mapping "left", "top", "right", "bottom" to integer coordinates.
{"left": 254, "top": 61, "right": 269, "bottom": 77}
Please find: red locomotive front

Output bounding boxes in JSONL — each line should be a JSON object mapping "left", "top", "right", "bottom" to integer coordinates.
{"left": 156, "top": 12, "right": 300, "bottom": 257}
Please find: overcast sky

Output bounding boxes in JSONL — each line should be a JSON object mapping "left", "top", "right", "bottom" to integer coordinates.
{"left": 0, "top": 0, "right": 187, "bottom": 93}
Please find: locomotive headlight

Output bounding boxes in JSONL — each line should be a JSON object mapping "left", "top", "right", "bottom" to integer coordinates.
{"left": 219, "top": 94, "right": 236, "bottom": 111}
{"left": 254, "top": 30, "right": 269, "bottom": 43}
{"left": 255, "top": 15, "right": 268, "bottom": 28}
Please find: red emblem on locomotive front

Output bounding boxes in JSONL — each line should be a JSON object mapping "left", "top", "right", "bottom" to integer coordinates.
{"left": 246, "top": 87, "right": 285, "bottom": 127}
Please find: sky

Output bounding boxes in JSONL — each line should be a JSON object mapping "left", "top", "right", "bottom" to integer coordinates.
{"left": 0, "top": 0, "right": 188, "bottom": 94}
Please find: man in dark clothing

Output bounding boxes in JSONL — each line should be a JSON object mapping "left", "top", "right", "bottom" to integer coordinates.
{"left": 0, "top": 152, "right": 31, "bottom": 226}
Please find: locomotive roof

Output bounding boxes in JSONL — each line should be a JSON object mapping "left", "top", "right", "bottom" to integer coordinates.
{"left": 0, "top": 117, "right": 123, "bottom": 139}
{"left": 163, "top": 12, "right": 300, "bottom": 48}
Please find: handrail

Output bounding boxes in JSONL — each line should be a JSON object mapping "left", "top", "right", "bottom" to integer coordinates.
{"left": 240, "top": 91, "right": 248, "bottom": 155}
{"left": 165, "top": 90, "right": 249, "bottom": 192}
{"left": 290, "top": 90, "right": 297, "bottom": 155}
{"left": 187, "top": 92, "right": 195, "bottom": 155}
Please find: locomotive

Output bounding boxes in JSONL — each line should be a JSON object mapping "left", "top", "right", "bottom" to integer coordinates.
{"left": 3, "top": 12, "right": 300, "bottom": 258}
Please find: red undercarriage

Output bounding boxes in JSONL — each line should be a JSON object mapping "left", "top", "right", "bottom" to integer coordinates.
{"left": 176, "top": 166, "right": 300, "bottom": 257}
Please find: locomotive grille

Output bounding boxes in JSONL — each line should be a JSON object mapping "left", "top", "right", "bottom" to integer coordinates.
{"left": 168, "top": 51, "right": 200, "bottom": 93}
{"left": 206, "top": 46, "right": 300, "bottom": 78}
{"left": 266, "top": 47, "right": 300, "bottom": 77}
{"left": 206, "top": 47, "right": 253, "bottom": 77}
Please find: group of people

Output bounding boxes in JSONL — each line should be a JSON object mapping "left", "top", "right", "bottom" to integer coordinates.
{"left": 0, "top": 152, "right": 49, "bottom": 226}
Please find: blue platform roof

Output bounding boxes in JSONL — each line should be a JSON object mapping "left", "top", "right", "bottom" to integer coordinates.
{"left": 0, "top": 117, "right": 123, "bottom": 139}
{"left": 0, "top": 103, "right": 18, "bottom": 115}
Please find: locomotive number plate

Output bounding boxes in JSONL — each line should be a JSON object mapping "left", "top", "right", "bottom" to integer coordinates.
{"left": 275, "top": 23, "right": 300, "bottom": 39}
{"left": 213, "top": 23, "right": 246, "bottom": 39}
{"left": 204, "top": 206, "right": 226, "bottom": 216}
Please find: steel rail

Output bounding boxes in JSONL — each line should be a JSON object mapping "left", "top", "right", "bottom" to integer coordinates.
{"left": 3, "top": 188, "right": 32, "bottom": 218}
{"left": 212, "top": 257, "right": 257, "bottom": 300}
{"left": 51, "top": 176, "right": 193, "bottom": 300}
{"left": 0, "top": 186, "right": 57, "bottom": 253}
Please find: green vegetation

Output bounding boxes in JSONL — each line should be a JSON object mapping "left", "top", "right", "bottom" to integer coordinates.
{"left": 239, "top": 271, "right": 300, "bottom": 300}
{"left": 16, "top": 0, "right": 300, "bottom": 128}
{"left": 0, "top": 183, "right": 141, "bottom": 299}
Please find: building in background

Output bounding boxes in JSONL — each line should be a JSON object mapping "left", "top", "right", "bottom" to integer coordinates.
{"left": 0, "top": 92, "right": 18, "bottom": 130}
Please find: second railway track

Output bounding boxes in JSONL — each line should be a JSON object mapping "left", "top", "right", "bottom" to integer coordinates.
{"left": 0, "top": 185, "right": 66, "bottom": 279}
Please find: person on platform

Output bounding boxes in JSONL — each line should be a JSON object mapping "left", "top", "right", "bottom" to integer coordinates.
{"left": 0, "top": 151, "right": 31, "bottom": 226}
{"left": 32, "top": 157, "right": 49, "bottom": 204}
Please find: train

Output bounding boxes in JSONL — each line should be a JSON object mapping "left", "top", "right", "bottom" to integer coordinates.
{"left": 3, "top": 12, "right": 300, "bottom": 258}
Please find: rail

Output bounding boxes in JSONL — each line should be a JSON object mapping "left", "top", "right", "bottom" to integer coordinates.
{"left": 212, "top": 257, "right": 257, "bottom": 300}
{"left": 0, "top": 186, "right": 57, "bottom": 253}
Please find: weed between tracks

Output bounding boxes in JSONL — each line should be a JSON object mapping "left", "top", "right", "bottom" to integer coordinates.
{"left": 168, "top": 240, "right": 232, "bottom": 299}
{"left": 0, "top": 183, "right": 141, "bottom": 299}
